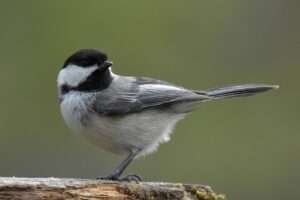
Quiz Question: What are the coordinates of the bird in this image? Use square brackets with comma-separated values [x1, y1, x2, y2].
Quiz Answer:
[57, 49, 278, 181]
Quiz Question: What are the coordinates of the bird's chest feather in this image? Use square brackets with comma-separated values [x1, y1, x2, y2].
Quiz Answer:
[59, 92, 186, 156]
[60, 93, 94, 134]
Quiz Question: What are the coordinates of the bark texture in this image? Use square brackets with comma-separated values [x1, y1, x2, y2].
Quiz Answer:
[0, 177, 226, 200]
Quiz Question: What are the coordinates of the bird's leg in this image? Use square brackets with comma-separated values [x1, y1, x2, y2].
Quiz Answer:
[97, 149, 141, 182]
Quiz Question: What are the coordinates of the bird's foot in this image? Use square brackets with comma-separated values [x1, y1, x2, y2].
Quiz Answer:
[120, 174, 142, 182]
[96, 174, 142, 182]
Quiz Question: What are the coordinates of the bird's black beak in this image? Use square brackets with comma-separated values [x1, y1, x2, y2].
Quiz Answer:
[103, 60, 113, 69]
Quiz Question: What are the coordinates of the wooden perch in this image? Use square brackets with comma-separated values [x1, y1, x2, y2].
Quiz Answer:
[0, 177, 225, 200]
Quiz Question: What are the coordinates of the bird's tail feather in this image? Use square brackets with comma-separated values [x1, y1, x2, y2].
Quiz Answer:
[196, 84, 279, 100]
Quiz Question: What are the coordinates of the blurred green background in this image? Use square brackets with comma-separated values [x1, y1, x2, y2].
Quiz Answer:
[0, 0, 299, 199]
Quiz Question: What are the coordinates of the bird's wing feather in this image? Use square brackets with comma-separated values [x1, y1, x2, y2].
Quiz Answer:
[94, 76, 210, 115]
[137, 84, 206, 108]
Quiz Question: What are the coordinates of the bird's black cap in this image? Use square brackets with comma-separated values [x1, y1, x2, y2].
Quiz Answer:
[63, 49, 109, 68]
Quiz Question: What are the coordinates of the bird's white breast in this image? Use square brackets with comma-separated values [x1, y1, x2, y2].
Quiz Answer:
[60, 92, 94, 134]
[60, 92, 186, 157]
[89, 110, 186, 157]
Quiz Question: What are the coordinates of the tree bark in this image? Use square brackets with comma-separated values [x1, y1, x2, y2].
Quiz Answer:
[0, 177, 225, 200]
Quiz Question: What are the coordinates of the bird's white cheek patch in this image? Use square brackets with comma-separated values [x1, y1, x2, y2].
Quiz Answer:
[57, 64, 98, 87]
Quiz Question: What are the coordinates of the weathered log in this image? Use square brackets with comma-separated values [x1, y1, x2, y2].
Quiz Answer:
[0, 177, 225, 200]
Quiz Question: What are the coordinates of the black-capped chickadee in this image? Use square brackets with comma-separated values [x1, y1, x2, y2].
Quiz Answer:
[57, 49, 278, 181]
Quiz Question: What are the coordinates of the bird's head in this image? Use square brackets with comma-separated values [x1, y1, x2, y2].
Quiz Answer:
[57, 49, 113, 94]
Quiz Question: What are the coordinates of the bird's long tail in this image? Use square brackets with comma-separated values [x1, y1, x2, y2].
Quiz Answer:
[196, 84, 279, 100]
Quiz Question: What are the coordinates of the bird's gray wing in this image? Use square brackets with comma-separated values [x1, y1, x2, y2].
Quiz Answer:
[94, 89, 140, 115]
[94, 76, 210, 115]
[137, 83, 208, 109]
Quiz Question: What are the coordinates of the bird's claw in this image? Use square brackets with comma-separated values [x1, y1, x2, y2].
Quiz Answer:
[96, 174, 118, 181]
[120, 174, 142, 182]
[96, 174, 142, 182]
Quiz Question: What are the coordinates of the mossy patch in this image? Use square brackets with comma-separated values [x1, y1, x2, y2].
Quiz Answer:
[190, 186, 226, 200]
